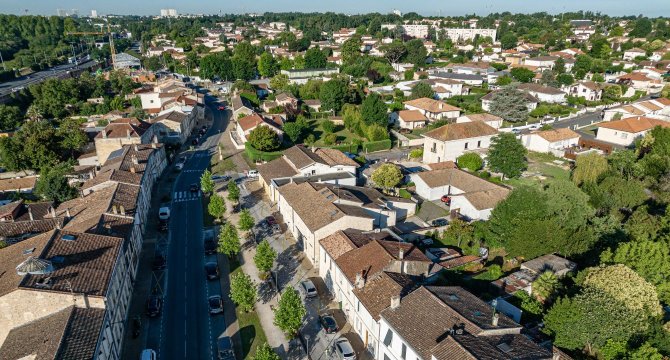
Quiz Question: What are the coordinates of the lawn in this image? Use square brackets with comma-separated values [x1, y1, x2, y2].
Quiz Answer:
[307, 118, 365, 147]
[211, 157, 237, 175]
[229, 257, 268, 360]
[504, 152, 570, 188]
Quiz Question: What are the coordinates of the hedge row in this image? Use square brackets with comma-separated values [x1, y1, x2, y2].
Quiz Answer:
[362, 139, 392, 153]
[244, 143, 283, 162]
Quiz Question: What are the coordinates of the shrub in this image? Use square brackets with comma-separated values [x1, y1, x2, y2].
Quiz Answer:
[323, 133, 337, 145]
[457, 153, 484, 171]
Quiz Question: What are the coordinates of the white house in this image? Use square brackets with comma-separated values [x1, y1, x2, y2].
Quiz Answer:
[623, 48, 646, 61]
[396, 110, 428, 129]
[521, 128, 580, 155]
[403, 98, 461, 121]
[257, 146, 360, 203]
[410, 168, 510, 220]
[567, 81, 603, 101]
[233, 113, 284, 148]
[602, 98, 670, 121]
[523, 55, 559, 69]
[517, 83, 567, 104]
[147, 108, 196, 144]
[276, 182, 415, 266]
[422, 122, 498, 164]
[456, 113, 503, 129]
[596, 116, 670, 146]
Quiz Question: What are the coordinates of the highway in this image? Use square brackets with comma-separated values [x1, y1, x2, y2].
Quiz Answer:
[148, 98, 231, 360]
[0, 59, 98, 97]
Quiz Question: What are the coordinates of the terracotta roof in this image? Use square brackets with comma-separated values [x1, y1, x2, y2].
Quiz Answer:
[432, 332, 552, 360]
[404, 98, 461, 113]
[313, 148, 359, 167]
[0, 218, 64, 240]
[276, 182, 347, 232]
[238, 113, 266, 131]
[533, 128, 580, 142]
[517, 83, 565, 95]
[0, 176, 37, 192]
[598, 116, 670, 133]
[95, 118, 152, 139]
[439, 255, 481, 269]
[0, 230, 54, 297]
[460, 187, 511, 210]
[654, 97, 670, 106]
[256, 157, 299, 182]
[398, 110, 429, 123]
[352, 271, 419, 320]
[462, 113, 503, 123]
[335, 240, 429, 284]
[426, 161, 457, 170]
[423, 122, 498, 142]
[319, 231, 358, 260]
[0, 306, 105, 360]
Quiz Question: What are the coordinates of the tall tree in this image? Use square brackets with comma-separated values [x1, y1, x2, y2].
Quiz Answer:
[227, 180, 241, 204]
[238, 209, 255, 232]
[319, 77, 348, 113]
[488, 87, 529, 123]
[629, 18, 653, 38]
[35, 163, 78, 204]
[208, 194, 226, 221]
[254, 239, 278, 274]
[252, 343, 281, 360]
[381, 41, 406, 64]
[371, 164, 403, 191]
[56, 118, 87, 157]
[273, 287, 306, 337]
[410, 82, 435, 99]
[0, 105, 22, 131]
[232, 41, 257, 80]
[200, 169, 215, 195]
[341, 36, 362, 64]
[218, 223, 241, 257]
[360, 93, 388, 127]
[404, 39, 427, 67]
[500, 33, 518, 50]
[258, 52, 279, 78]
[487, 133, 527, 179]
[248, 126, 280, 151]
[304, 47, 327, 68]
[572, 152, 608, 185]
[510, 67, 535, 83]
[230, 272, 257, 312]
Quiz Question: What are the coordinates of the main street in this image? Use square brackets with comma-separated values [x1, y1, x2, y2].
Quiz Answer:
[146, 96, 232, 360]
[0, 59, 97, 97]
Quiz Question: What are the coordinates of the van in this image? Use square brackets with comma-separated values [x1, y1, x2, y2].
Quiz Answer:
[217, 336, 236, 360]
[140, 349, 156, 360]
[247, 170, 259, 178]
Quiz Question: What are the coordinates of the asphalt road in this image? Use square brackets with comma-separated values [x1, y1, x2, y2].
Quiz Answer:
[149, 98, 231, 360]
[0, 59, 97, 97]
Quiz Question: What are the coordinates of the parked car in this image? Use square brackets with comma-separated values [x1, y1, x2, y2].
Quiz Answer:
[158, 220, 168, 232]
[217, 336, 236, 360]
[335, 338, 356, 360]
[205, 262, 220, 280]
[140, 349, 157, 360]
[208, 295, 224, 315]
[301, 279, 318, 299]
[246, 169, 259, 178]
[146, 295, 162, 317]
[205, 239, 217, 255]
[158, 207, 171, 220]
[510, 128, 521, 134]
[440, 195, 451, 206]
[528, 124, 540, 130]
[217, 105, 226, 110]
[212, 175, 231, 183]
[152, 253, 167, 270]
[431, 218, 448, 227]
[190, 183, 200, 193]
[319, 314, 339, 334]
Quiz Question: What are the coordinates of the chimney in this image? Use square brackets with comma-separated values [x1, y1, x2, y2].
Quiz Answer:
[151, 142, 157, 149]
[134, 144, 139, 152]
[56, 221, 62, 230]
[130, 166, 136, 174]
[439, 103, 444, 109]
[119, 205, 126, 216]
[355, 271, 366, 289]
[492, 313, 499, 327]
[391, 295, 401, 309]
[112, 205, 118, 214]
[27, 206, 34, 221]
[102, 130, 107, 139]
[126, 129, 131, 139]
[65, 208, 71, 218]
[89, 170, 95, 179]
[50, 206, 56, 218]
[399, 248, 404, 260]
[132, 154, 139, 165]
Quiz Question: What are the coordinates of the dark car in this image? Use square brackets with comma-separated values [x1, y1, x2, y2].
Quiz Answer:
[440, 195, 451, 206]
[190, 183, 200, 193]
[217, 336, 236, 360]
[208, 295, 224, 315]
[158, 220, 168, 232]
[152, 253, 167, 270]
[205, 262, 220, 280]
[319, 314, 338, 334]
[265, 216, 277, 226]
[202, 125, 207, 131]
[192, 139, 198, 145]
[431, 218, 448, 227]
[205, 239, 217, 255]
[146, 295, 162, 317]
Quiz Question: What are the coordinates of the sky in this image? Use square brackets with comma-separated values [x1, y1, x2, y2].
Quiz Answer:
[0, 0, 669, 17]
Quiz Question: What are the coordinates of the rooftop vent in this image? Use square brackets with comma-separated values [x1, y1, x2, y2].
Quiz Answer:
[16, 257, 54, 276]
[62, 234, 77, 241]
[23, 248, 36, 255]
[449, 294, 460, 301]
[496, 342, 512, 353]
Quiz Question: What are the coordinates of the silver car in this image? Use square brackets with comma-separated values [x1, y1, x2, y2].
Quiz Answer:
[301, 280, 318, 299]
[335, 338, 356, 360]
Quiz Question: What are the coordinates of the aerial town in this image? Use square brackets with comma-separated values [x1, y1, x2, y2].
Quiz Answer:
[0, 3, 669, 360]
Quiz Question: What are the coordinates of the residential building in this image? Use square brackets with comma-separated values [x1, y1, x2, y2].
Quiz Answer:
[456, 113, 503, 129]
[378, 286, 553, 360]
[403, 98, 461, 121]
[602, 98, 670, 121]
[232, 113, 284, 149]
[280, 68, 339, 84]
[440, 28, 497, 43]
[521, 128, 581, 155]
[231, 95, 255, 119]
[567, 81, 603, 101]
[596, 116, 670, 146]
[422, 122, 498, 164]
[381, 24, 429, 38]
[94, 118, 155, 165]
[517, 83, 567, 104]
[617, 72, 664, 93]
[524, 56, 559, 69]
[0, 200, 65, 245]
[493, 254, 576, 296]
[623, 48, 646, 61]
[146, 108, 196, 144]
[136, 79, 203, 116]
[444, 62, 495, 75]
[276, 182, 415, 265]
[0, 176, 38, 195]
[396, 110, 429, 129]
[257, 145, 359, 203]
[481, 90, 539, 112]
[410, 168, 510, 220]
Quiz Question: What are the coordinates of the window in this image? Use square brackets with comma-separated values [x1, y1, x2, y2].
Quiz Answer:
[401, 344, 407, 360]
[431, 143, 436, 153]
[383, 329, 393, 346]
[477, 140, 481, 148]
[464, 142, 469, 150]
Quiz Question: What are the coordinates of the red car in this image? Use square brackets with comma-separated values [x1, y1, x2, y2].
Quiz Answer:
[217, 105, 226, 110]
[440, 195, 451, 205]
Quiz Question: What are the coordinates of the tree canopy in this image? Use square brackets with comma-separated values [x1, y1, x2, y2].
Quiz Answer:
[487, 133, 527, 179]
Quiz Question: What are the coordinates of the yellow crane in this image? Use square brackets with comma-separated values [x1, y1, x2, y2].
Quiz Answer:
[66, 22, 117, 69]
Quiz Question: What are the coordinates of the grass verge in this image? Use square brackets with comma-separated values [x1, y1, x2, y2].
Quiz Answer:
[228, 257, 268, 359]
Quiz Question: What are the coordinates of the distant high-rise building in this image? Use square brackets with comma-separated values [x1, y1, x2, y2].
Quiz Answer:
[91, 9, 98, 18]
[56, 8, 67, 16]
[393, 9, 402, 17]
[160, 8, 177, 17]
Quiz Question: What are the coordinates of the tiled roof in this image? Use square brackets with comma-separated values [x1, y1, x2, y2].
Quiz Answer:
[415, 168, 509, 210]
[533, 128, 580, 142]
[319, 230, 358, 260]
[0, 218, 65, 239]
[517, 83, 565, 95]
[238, 113, 266, 131]
[404, 98, 461, 113]
[152, 110, 188, 123]
[95, 118, 151, 139]
[423, 122, 498, 142]
[313, 148, 359, 167]
[276, 182, 347, 232]
[398, 110, 429, 122]
[0, 230, 54, 297]
[462, 113, 503, 124]
[0, 176, 37, 192]
[283, 145, 318, 169]
[256, 157, 299, 182]
[335, 240, 429, 284]
[0, 306, 105, 360]
[352, 271, 419, 321]
[20, 230, 123, 297]
[598, 116, 670, 133]
[481, 90, 539, 103]
[460, 188, 510, 210]
[432, 332, 552, 360]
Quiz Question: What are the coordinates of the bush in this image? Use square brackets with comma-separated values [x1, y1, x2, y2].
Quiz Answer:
[321, 119, 335, 134]
[398, 189, 412, 199]
[362, 139, 392, 152]
[323, 133, 337, 145]
[409, 148, 423, 159]
[244, 143, 283, 162]
[457, 153, 484, 171]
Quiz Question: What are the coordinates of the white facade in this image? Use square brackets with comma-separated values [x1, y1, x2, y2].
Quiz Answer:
[378, 318, 421, 360]
[422, 135, 493, 163]
[521, 133, 580, 153]
[381, 24, 429, 38]
[441, 28, 497, 42]
[596, 126, 641, 146]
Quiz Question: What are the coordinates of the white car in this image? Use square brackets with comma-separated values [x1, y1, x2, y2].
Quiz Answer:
[175, 162, 184, 171]
[246, 170, 259, 178]
[335, 338, 356, 360]
[301, 280, 318, 298]
[159, 207, 170, 220]
[140, 349, 157, 360]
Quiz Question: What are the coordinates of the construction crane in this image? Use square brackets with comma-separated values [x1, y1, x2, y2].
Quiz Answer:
[66, 22, 117, 69]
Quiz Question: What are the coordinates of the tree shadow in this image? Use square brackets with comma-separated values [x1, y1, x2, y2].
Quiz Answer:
[236, 324, 256, 359]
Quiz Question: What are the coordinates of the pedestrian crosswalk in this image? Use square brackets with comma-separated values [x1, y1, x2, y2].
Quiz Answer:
[173, 191, 201, 203]
[183, 169, 203, 173]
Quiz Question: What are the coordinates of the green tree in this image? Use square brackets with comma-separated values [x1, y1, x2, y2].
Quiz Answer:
[544, 180, 595, 231]
[532, 271, 560, 301]
[232, 41, 257, 80]
[629, 343, 663, 360]
[456, 153, 483, 171]
[321, 119, 335, 134]
[319, 77, 348, 113]
[0, 120, 61, 171]
[598, 176, 647, 211]
[510, 67, 535, 83]
[238, 209, 255, 231]
[57, 118, 87, 157]
[218, 223, 241, 257]
[35, 163, 78, 204]
[252, 343, 281, 360]
[304, 47, 327, 68]
[273, 287, 306, 337]
[629, 18, 653, 38]
[404, 39, 427, 67]
[0, 105, 22, 131]
[208, 194, 227, 221]
[381, 41, 406, 64]
[488, 87, 529, 123]
[341, 36, 362, 64]
[258, 52, 279, 78]
[283, 120, 307, 144]
[500, 33, 518, 50]
[230, 272, 257, 312]
[365, 124, 388, 141]
[248, 126, 280, 152]
[487, 133, 527, 179]
[572, 152, 608, 185]
[227, 180, 240, 203]
[200, 169, 215, 195]
[360, 93, 388, 127]
[410, 82, 435, 100]
[371, 163, 402, 191]
[254, 239, 278, 274]
[270, 74, 289, 91]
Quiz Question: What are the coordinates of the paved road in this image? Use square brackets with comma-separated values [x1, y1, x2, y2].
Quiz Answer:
[148, 99, 231, 360]
[0, 59, 97, 97]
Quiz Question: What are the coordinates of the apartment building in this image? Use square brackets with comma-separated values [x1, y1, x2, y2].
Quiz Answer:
[422, 122, 498, 163]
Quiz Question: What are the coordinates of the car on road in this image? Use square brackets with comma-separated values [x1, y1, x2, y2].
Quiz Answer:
[146, 295, 162, 317]
[205, 239, 218, 255]
[158, 207, 170, 220]
[217, 336, 236, 360]
[510, 128, 521, 134]
[440, 195, 451, 206]
[431, 218, 448, 227]
[334, 338, 356, 360]
[528, 124, 540, 130]
[175, 159, 185, 170]
[301, 279, 318, 299]
[208, 295, 224, 315]
[217, 105, 226, 111]
[140, 349, 157, 360]
[319, 314, 339, 334]
[205, 262, 220, 280]
[190, 183, 200, 193]
[152, 253, 167, 270]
